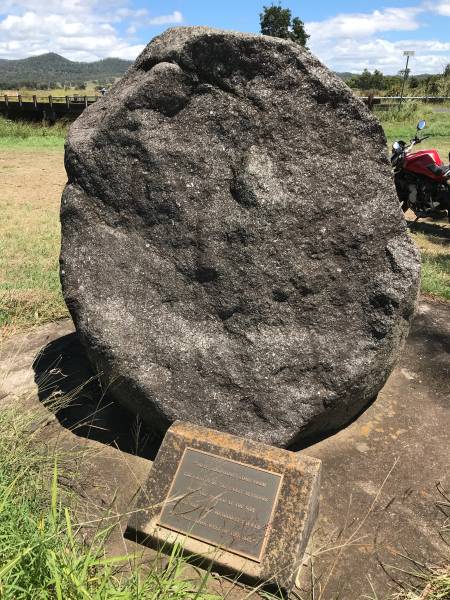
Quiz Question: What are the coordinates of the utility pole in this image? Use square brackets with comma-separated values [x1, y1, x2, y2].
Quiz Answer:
[399, 50, 415, 108]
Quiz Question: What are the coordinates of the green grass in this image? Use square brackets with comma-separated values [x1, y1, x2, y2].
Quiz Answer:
[377, 101, 450, 160]
[0, 122, 68, 334]
[390, 570, 450, 599]
[0, 163, 68, 333]
[421, 253, 450, 301]
[410, 230, 450, 301]
[0, 403, 222, 599]
[0, 116, 67, 149]
[0, 137, 65, 149]
[0, 203, 67, 329]
[376, 103, 450, 301]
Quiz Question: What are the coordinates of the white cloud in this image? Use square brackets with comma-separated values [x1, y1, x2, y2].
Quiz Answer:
[0, 11, 113, 37]
[307, 7, 422, 42]
[0, 1, 183, 61]
[0, 0, 111, 17]
[432, 1, 450, 15]
[308, 34, 450, 74]
[147, 10, 183, 26]
[115, 8, 148, 19]
[306, 4, 450, 74]
[123, 9, 183, 34]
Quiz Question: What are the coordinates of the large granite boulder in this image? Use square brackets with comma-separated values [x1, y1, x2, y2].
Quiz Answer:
[60, 27, 420, 448]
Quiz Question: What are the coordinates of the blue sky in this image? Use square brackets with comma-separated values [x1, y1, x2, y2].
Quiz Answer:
[1, 0, 450, 73]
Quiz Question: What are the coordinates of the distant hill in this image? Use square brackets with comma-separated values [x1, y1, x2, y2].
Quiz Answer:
[0, 52, 133, 88]
[334, 72, 356, 81]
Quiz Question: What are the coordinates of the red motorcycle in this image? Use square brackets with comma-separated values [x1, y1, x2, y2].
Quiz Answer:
[391, 119, 450, 221]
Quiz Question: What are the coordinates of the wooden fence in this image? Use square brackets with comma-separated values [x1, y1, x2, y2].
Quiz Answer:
[1, 93, 449, 120]
[0, 94, 99, 120]
[360, 95, 450, 110]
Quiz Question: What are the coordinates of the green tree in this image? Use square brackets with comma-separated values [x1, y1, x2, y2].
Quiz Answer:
[444, 63, 450, 77]
[260, 4, 309, 47]
[425, 75, 440, 96]
[398, 68, 411, 78]
[371, 69, 385, 90]
[358, 69, 374, 90]
[347, 69, 385, 91]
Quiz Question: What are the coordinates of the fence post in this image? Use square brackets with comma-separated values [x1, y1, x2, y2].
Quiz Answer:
[4, 94, 8, 108]
[84, 95, 88, 108]
[33, 94, 37, 109]
[48, 95, 53, 108]
[18, 94, 22, 107]
[66, 96, 70, 109]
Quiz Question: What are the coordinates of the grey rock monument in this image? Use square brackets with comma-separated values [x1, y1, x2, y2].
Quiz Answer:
[60, 27, 420, 448]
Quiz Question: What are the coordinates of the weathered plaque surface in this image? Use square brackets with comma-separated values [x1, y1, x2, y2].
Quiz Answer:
[158, 448, 282, 561]
[126, 421, 321, 594]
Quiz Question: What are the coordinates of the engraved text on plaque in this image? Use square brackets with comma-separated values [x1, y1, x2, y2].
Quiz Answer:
[158, 447, 283, 561]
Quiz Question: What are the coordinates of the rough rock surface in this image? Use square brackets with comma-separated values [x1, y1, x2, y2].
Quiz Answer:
[60, 26, 420, 448]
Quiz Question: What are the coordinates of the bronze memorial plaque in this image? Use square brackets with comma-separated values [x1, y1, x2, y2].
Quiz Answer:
[158, 447, 283, 561]
[126, 422, 322, 594]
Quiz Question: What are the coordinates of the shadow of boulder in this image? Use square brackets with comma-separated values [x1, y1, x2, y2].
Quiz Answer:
[32, 332, 161, 460]
[32, 329, 379, 455]
[406, 218, 450, 241]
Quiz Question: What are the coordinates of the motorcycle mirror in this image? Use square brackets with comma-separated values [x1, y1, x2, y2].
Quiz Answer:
[392, 141, 402, 153]
[417, 119, 426, 130]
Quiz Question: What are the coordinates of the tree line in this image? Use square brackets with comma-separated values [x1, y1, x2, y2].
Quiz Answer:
[347, 67, 450, 96]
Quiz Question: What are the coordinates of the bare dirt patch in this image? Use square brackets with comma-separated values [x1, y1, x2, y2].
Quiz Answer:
[0, 149, 65, 204]
[0, 150, 68, 335]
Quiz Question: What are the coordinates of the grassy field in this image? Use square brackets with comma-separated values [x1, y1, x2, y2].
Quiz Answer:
[1, 84, 100, 97]
[411, 228, 450, 300]
[377, 103, 450, 301]
[0, 146, 68, 333]
[377, 102, 450, 160]
[0, 117, 66, 149]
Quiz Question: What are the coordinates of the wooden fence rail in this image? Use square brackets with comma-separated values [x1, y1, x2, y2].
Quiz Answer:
[359, 95, 450, 110]
[360, 96, 450, 100]
[0, 94, 99, 120]
[1, 93, 449, 120]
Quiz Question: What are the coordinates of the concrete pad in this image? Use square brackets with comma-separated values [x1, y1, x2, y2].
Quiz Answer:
[0, 299, 449, 599]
